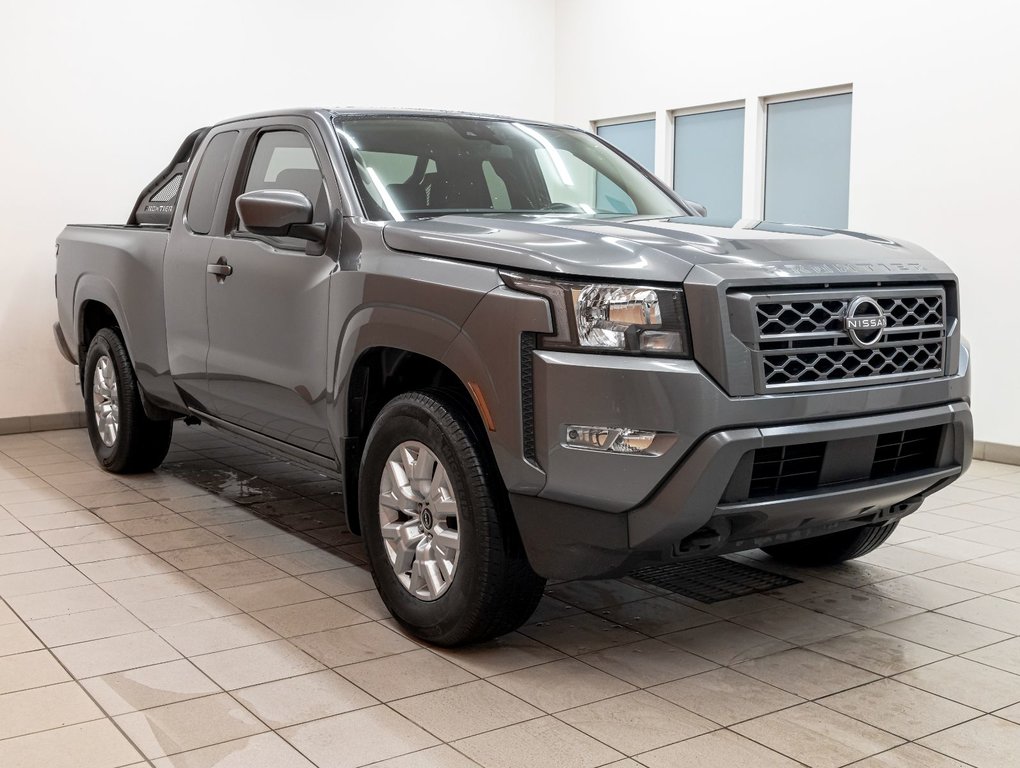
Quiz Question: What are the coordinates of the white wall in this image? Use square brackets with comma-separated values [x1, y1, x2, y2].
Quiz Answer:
[555, 0, 1020, 446]
[0, 0, 555, 421]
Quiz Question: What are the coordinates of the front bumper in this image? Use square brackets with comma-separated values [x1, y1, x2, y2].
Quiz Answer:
[512, 401, 970, 579]
[510, 346, 972, 580]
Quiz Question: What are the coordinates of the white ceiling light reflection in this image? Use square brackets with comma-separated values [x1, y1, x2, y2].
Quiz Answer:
[513, 122, 574, 187]
[364, 166, 404, 221]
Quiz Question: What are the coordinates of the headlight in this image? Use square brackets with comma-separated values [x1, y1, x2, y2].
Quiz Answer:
[502, 272, 691, 357]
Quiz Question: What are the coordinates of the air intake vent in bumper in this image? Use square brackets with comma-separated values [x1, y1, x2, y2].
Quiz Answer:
[737, 424, 947, 501]
[871, 426, 943, 479]
[749, 442, 826, 498]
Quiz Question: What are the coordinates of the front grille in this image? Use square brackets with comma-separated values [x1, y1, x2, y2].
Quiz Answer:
[738, 286, 948, 392]
[762, 342, 944, 387]
[756, 295, 944, 336]
[872, 426, 943, 479]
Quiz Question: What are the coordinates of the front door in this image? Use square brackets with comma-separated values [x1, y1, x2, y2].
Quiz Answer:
[204, 125, 336, 458]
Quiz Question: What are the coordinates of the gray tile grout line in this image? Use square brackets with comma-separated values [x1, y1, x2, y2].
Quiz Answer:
[0, 439, 349, 764]
[12, 569, 998, 767]
[6, 606, 390, 763]
[0, 434, 352, 765]
[0, 594, 159, 767]
[499, 558, 1020, 762]
[847, 742, 979, 768]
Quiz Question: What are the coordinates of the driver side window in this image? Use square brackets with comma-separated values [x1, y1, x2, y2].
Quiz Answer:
[238, 130, 327, 249]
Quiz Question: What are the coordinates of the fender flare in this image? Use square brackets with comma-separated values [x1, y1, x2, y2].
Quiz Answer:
[72, 275, 172, 419]
[331, 303, 469, 436]
[331, 303, 480, 533]
[73, 274, 133, 360]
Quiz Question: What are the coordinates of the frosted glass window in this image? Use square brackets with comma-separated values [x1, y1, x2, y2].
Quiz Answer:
[596, 120, 654, 212]
[765, 93, 852, 228]
[673, 108, 744, 219]
[597, 120, 655, 171]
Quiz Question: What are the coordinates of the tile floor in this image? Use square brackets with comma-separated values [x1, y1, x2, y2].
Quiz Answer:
[1, 426, 1019, 767]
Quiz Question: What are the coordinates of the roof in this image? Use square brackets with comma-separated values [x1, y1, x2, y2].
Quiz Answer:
[213, 107, 571, 130]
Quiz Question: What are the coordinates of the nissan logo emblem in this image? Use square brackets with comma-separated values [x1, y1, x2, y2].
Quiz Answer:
[844, 296, 887, 348]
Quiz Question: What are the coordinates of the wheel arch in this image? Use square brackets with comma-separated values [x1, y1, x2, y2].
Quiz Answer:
[75, 286, 174, 421]
[341, 345, 493, 534]
[78, 299, 121, 362]
[73, 276, 131, 364]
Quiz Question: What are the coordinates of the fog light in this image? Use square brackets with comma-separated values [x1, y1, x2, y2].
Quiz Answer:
[564, 425, 659, 455]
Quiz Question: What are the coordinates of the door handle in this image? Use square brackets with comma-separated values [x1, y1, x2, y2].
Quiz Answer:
[207, 260, 233, 282]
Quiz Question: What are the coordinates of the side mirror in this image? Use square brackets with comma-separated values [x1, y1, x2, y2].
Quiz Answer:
[236, 189, 325, 242]
[682, 199, 708, 217]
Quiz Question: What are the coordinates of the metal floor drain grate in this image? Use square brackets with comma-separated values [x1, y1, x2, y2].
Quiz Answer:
[631, 557, 800, 603]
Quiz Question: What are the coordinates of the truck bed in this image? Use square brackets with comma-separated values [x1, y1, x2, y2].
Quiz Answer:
[55, 224, 179, 409]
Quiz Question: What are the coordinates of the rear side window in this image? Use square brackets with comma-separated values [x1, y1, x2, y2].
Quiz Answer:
[186, 131, 237, 235]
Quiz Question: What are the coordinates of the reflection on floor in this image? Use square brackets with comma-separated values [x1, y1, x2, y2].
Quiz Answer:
[1, 424, 1020, 767]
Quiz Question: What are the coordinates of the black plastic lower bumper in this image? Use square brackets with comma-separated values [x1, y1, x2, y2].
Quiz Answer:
[511, 401, 971, 580]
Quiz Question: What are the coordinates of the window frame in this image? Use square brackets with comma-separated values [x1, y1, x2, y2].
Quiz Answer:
[181, 129, 240, 237]
[591, 114, 657, 174]
[668, 99, 747, 218]
[226, 124, 335, 252]
[590, 114, 674, 214]
[758, 84, 853, 222]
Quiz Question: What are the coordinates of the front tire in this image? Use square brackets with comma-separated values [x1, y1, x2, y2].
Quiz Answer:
[359, 391, 545, 646]
[761, 520, 900, 567]
[84, 328, 173, 474]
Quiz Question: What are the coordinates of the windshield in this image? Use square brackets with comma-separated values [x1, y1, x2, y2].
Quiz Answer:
[334, 115, 687, 221]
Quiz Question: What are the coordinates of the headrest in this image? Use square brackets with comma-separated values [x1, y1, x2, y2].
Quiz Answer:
[274, 169, 323, 201]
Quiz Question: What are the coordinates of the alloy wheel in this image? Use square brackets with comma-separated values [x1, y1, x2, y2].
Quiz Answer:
[378, 440, 461, 600]
[92, 354, 120, 447]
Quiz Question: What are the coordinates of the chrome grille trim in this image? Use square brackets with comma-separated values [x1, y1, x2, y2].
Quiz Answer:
[730, 285, 948, 393]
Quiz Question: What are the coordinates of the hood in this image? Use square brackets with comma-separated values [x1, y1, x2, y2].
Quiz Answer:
[383, 214, 951, 283]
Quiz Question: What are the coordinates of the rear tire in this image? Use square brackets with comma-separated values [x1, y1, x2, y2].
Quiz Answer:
[761, 520, 900, 567]
[359, 390, 545, 646]
[84, 328, 173, 474]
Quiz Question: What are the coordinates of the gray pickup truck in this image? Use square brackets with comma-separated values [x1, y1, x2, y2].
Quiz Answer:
[55, 109, 972, 645]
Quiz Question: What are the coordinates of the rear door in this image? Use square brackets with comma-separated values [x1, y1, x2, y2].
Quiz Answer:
[203, 120, 338, 458]
[165, 128, 241, 410]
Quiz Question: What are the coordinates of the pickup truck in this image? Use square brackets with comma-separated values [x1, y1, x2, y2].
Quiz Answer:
[54, 108, 972, 645]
